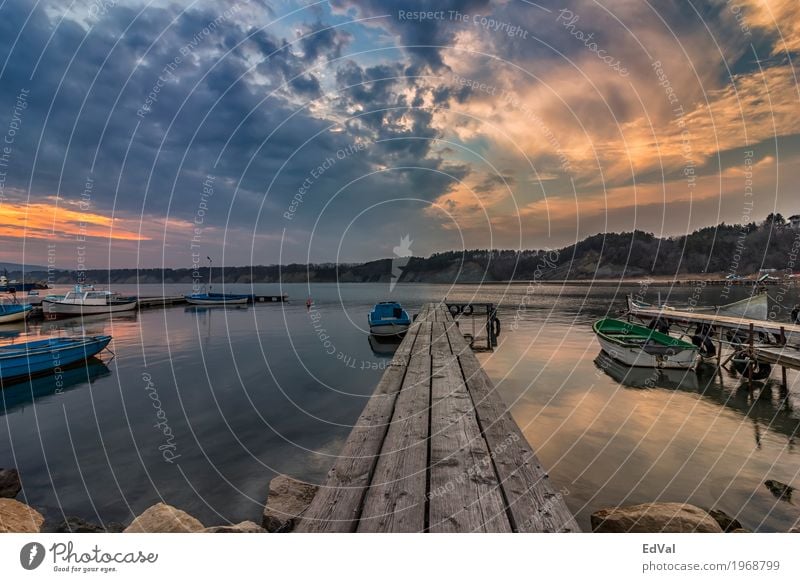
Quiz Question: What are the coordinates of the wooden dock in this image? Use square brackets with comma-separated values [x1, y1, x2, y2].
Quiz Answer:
[296, 302, 578, 533]
[629, 303, 800, 347]
[138, 295, 187, 308]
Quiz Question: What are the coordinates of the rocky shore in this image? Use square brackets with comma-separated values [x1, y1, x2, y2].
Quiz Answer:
[2, 466, 798, 533]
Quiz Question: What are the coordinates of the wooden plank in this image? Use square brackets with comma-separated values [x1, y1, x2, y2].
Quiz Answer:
[632, 305, 800, 345]
[413, 322, 432, 355]
[458, 354, 579, 532]
[429, 354, 511, 532]
[296, 323, 421, 532]
[357, 354, 432, 532]
[430, 322, 451, 356]
[754, 346, 800, 369]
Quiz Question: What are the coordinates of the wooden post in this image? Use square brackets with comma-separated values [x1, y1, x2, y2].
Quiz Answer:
[782, 366, 788, 390]
[748, 322, 754, 387]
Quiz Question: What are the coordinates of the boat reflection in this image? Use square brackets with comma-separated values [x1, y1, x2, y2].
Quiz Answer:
[0, 357, 111, 413]
[594, 350, 800, 445]
[368, 334, 402, 356]
[39, 311, 138, 336]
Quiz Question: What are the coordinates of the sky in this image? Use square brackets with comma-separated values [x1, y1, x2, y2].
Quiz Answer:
[0, 0, 797, 269]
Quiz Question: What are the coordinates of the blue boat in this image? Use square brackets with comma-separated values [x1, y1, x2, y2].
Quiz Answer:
[184, 292, 250, 306]
[0, 303, 33, 324]
[368, 302, 411, 336]
[0, 335, 112, 384]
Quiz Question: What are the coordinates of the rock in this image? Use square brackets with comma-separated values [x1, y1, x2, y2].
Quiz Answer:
[764, 479, 794, 502]
[706, 508, 743, 532]
[730, 528, 751, 533]
[42, 516, 125, 533]
[0, 468, 21, 499]
[124, 503, 204, 533]
[262, 474, 319, 533]
[201, 521, 266, 533]
[591, 502, 723, 533]
[0, 498, 45, 533]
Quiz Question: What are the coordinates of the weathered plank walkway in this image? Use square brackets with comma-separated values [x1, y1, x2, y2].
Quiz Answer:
[297, 303, 578, 533]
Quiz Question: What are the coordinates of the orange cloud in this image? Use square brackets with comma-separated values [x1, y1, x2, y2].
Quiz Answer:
[0, 200, 148, 241]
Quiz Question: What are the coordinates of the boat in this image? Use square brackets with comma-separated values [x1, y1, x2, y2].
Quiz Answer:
[184, 256, 250, 306]
[184, 292, 250, 305]
[0, 335, 112, 383]
[628, 292, 769, 320]
[41, 285, 138, 318]
[0, 303, 33, 324]
[368, 302, 411, 336]
[0, 273, 46, 293]
[592, 318, 699, 369]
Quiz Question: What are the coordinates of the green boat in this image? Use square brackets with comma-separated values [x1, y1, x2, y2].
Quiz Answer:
[592, 318, 699, 369]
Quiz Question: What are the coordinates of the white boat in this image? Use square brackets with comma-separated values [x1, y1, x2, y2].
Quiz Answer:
[184, 292, 249, 306]
[41, 285, 137, 318]
[630, 292, 769, 320]
[593, 318, 699, 369]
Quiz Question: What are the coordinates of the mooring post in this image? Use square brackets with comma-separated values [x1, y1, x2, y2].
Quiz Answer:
[748, 322, 754, 387]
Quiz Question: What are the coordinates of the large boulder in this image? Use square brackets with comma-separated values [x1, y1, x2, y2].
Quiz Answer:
[201, 521, 266, 533]
[0, 468, 21, 499]
[706, 508, 744, 532]
[262, 474, 319, 533]
[124, 503, 204, 533]
[591, 502, 723, 533]
[0, 498, 44, 533]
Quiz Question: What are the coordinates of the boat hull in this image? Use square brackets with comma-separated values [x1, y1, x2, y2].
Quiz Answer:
[596, 335, 697, 369]
[0, 305, 32, 324]
[41, 298, 137, 317]
[185, 295, 249, 305]
[0, 335, 112, 382]
[369, 322, 409, 336]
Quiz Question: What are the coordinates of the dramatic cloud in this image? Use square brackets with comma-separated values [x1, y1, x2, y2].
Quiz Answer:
[0, 0, 797, 267]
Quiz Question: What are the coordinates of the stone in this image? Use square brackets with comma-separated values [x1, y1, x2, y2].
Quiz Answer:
[43, 516, 125, 533]
[591, 502, 723, 533]
[706, 508, 744, 532]
[262, 474, 319, 533]
[124, 503, 204, 533]
[764, 479, 793, 502]
[201, 521, 266, 533]
[730, 528, 751, 533]
[0, 468, 21, 499]
[0, 498, 44, 533]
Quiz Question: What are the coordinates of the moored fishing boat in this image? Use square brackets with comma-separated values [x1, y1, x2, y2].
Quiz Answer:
[184, 292, 250, 305]
[368, 302, 411, 336]
[41, 286, 137, 318]
[628, 291, 770, 320]
[593, 317, 699, 369]
[0, 303, 32, 324]
[0, 335, 112, 383]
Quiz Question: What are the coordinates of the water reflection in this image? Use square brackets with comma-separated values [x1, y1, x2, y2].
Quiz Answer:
[1, 357, 111, 413]
[367, 334, 402, 356]
[594, 350, 799, 448]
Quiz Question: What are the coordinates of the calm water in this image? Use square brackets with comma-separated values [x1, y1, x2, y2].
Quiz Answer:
[1, 282, 799, 531]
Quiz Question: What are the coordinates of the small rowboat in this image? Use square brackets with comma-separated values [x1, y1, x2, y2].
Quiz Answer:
[368, 302, 411, 336]
[184, 293, 249, 306]
[0, 304, 32, 324]
[0, 335, 112, 383]
[593, 318, 698, 369]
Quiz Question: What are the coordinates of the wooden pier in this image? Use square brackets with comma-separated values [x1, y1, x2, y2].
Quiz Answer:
[138, 295, 187, 308]
[297, 302, 578, 533]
